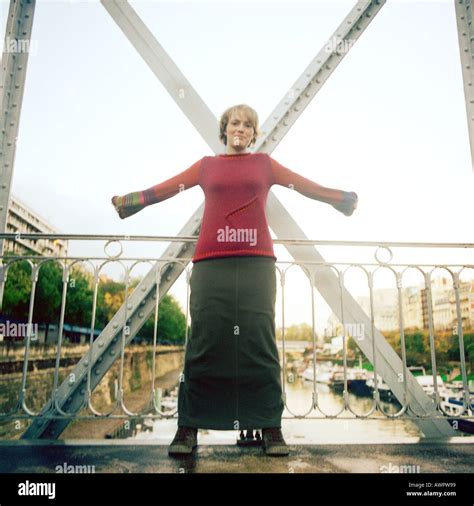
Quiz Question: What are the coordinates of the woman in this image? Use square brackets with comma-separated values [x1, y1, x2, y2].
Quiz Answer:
[111, 104, 358, 457]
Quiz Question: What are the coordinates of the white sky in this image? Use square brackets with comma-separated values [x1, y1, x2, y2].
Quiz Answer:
[1, 0, 473, 328]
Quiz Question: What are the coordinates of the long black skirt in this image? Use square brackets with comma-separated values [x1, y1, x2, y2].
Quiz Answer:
[177, 255, 284, 430]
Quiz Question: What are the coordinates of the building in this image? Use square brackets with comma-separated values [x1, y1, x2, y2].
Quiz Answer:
[357, 288, 400, 332]
[429, 277, 452, 330]
[3, 195, 68, 257]
[448, 280, 474, 332]
[432, 293, 452, 330]
[350, 278, 474, 333]
[403, 286, 424, 329]
[420, 277, 474, 332]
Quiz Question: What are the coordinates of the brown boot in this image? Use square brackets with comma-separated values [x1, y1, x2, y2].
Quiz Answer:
[262, 427, 289, 456]
[168, 426, 198, 456]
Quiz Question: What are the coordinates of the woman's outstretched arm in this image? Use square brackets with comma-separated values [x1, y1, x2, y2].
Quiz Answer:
[269, 156, 358, 216]
[111, 158, 202, 219]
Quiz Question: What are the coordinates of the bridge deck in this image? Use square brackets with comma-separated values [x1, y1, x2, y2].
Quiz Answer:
[0, 438, 472, 473]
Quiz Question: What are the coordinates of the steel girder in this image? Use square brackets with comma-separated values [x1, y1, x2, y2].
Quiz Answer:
[22, 0, 455, 438]
[455, 0, 474, 171]
[0, 0, 36, 307]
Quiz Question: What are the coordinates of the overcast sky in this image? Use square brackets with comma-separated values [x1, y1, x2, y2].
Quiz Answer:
[1, 0, 473, 328]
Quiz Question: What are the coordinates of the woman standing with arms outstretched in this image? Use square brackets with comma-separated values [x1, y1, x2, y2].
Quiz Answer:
[111, 104, 358, 457]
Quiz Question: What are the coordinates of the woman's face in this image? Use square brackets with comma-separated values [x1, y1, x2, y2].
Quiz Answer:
[226, 111, 255, 151]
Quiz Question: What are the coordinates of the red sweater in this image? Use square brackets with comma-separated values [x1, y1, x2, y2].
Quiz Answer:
[112, 153, 357, 263]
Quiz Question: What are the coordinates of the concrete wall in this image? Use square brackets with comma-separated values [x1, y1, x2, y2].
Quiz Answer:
[0, 346, 184, 439]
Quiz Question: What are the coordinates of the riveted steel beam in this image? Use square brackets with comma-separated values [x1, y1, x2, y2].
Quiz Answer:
[101, 0, 221, 153]
[455, 0, 474, 171]
[255, 0, 383, 152]
[0, 0, 36, 305]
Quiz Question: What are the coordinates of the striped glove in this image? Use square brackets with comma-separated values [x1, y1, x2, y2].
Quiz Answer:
[111, 192, 145, 219]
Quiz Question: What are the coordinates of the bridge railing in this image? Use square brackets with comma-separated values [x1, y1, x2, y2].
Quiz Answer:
[0, 233, 472, 431]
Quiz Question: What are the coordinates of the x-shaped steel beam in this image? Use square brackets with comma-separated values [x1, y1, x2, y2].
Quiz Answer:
[23, 0, 455, 438]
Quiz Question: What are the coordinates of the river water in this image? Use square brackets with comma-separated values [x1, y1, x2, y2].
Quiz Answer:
[132, 376, 423, 444]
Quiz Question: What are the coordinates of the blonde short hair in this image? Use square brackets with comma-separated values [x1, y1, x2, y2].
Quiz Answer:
[219, 104, 260, 147]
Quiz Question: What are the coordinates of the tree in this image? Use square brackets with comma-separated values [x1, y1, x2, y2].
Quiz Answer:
[94, 274, 187, 344]
[2, 256, 32, 319]
[406, 332, 425, 354]
[65, 267, 93, 327]
[2, 259, 187, 345]
[3, 257, 94, 341]
[95, 275, 130, 327]
[276, 323, 314, 341]
[140, 294, 187, 344]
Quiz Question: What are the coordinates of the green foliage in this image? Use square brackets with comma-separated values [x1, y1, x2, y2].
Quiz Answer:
[2, 256, 186, 344]
[448, 332, 474, 362]
[406, 332, 425, 354]
[33, 261, 62, 323]
[140, 295, 187, 344]
[452, 373, 474, 381]
[341, 328, 473, 373]
[3, 256, 93, 327]
[2, 258, 31, 318]
[65, 269, 93, 327]
[276, 323, 314, 341]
